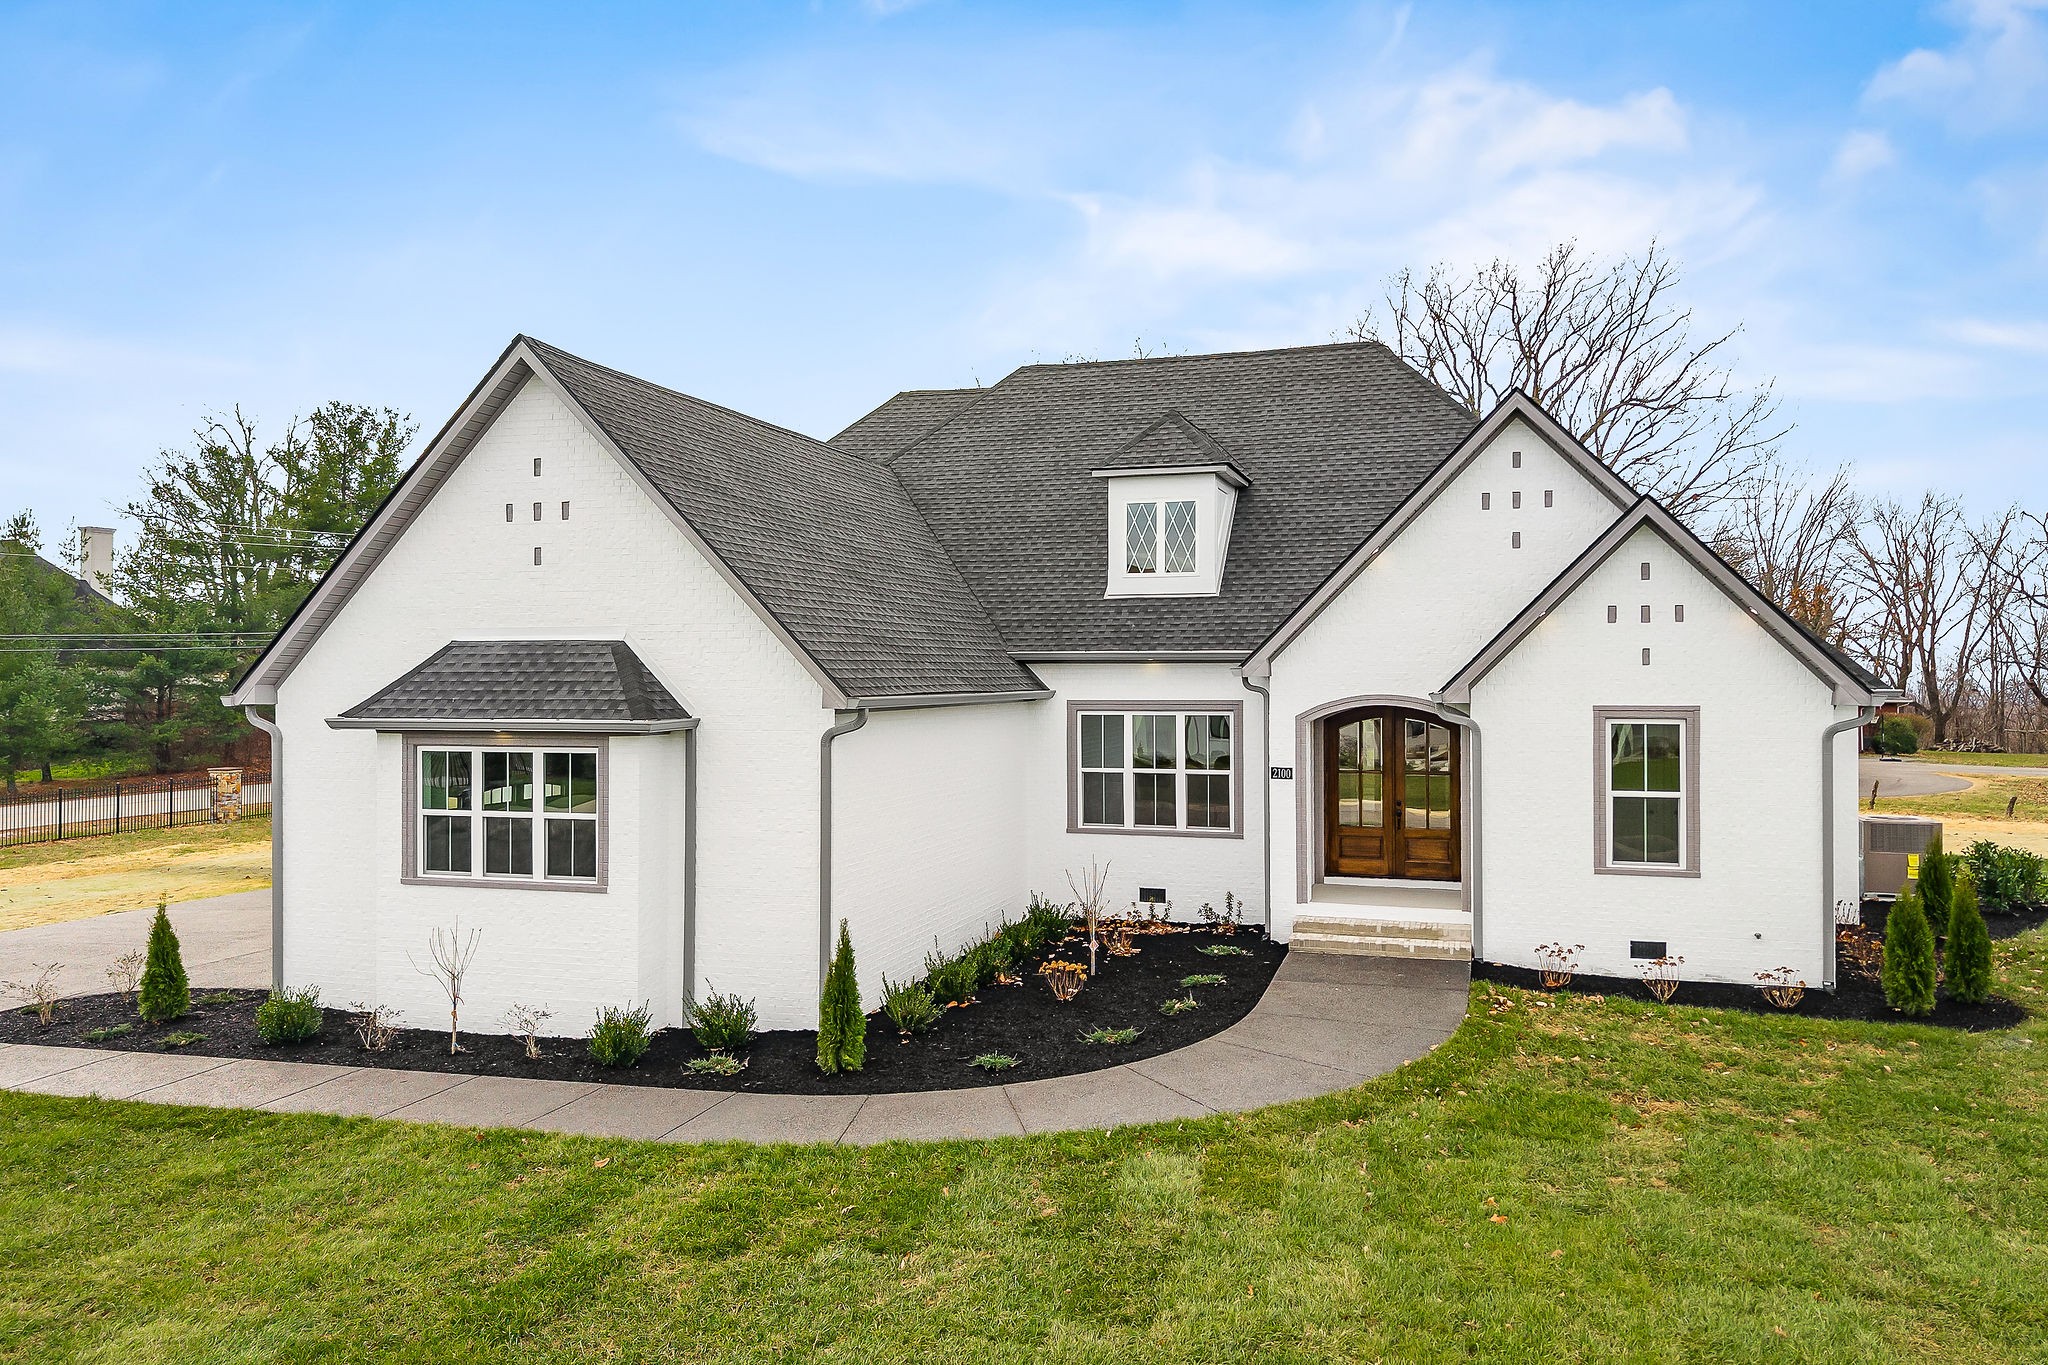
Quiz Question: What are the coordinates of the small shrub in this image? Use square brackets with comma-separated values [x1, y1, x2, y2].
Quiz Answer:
[924, 950, 979, 1007]
[1533, 942, 1584, 990]
[1873, 715, 1920, 755]
[1637, 955, 1684, 1004]
[1962, 839, 2047, 909]
[971, 1052, 1019, 1072]
[1080, 1025, 1139, 1045]
[1198, 892, 1244, 934]
[3, 963, 63, 1027]
[816, 919, 866, 1075]
[348, 1002, 401, 1052]
[880, 976, 939, 1034]
[1159, 994, 1200, 1016]
[1180, 973, 1227, 987]
[686, 1052, 746, 1077]
[81, 1023, 133, 1043]
[1199, 944, 1252, 958]
[104, 950, 146, 1002]
[503, 1002, 553, 1059]
[1039, 959, 1087, 1001]
[588, 1002, 654, 1068]
[1754, 967, 1806, 1010]
[1919, 831, 1955, 937]
[1945, 873, 1993, 1006]
[1881, 884, 1937, 1017]
[686, 987, 758, 1051]
[254, 986, 323, 1045]
[159, 1030, 206, 1049]
[1101, 917, 1138, 957]
[1022, 893, 1076, 946]
[137, 897, 190, 1024]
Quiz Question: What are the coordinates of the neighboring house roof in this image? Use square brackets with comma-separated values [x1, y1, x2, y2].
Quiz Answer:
[827, 387, 984, 463]
[1437, 498, 1895, 707]
[330, 640, 694, 732]
[862, 342, 1479, 656]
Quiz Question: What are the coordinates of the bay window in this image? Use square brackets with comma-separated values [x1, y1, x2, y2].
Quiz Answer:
[412, 741, 603, 886]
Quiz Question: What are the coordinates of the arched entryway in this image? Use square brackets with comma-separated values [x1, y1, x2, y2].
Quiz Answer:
[1322, 705, 1460, 881]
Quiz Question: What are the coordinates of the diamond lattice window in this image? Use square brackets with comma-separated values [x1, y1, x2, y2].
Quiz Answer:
[1125, 501, 1158, 573]
[1163, 500, 1197, 573]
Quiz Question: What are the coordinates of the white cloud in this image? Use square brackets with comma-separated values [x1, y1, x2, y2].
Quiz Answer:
[1866, 0, 2048, 131]
[1937, 317, 2048, 352]
[1828, 129, 1895, 182]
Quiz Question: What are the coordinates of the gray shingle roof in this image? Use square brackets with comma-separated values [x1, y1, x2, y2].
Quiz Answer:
[863, 342, 1479, 653]
[523, 340, 1043, 700]
[827, 387, 984, 463]
[339, 640, 691, 725]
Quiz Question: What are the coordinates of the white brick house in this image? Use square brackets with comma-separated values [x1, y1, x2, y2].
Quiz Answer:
[227, 337, 1895, 1032]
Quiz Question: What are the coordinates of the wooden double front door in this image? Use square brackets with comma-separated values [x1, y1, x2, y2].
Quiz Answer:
[1323, 706, 1460, 881]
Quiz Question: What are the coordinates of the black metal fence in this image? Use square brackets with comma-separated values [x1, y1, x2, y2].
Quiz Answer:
[0, 775, 272, 848]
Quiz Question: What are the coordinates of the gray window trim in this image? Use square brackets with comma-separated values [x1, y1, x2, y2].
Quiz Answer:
[402, 732, 610, 893]
[1593, 706, 1701, 878]
[1065, 699, 1244, 839]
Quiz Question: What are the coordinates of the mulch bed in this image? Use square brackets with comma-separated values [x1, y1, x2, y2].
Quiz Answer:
[2, 927, 1285, 1095]
[1475, 899, 2036, 1032]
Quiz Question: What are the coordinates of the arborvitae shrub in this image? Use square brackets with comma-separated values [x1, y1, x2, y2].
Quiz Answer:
[816, 919, 866, 1074]
[136, 897, 190, 1024]
[1945, 874, 1993, 1006]
[1881, 883, 1937, 1018]
[1919, 831, 1954, 941]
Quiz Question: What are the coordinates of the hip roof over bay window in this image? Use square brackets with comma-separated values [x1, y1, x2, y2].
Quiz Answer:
[327, 639, 696, 733]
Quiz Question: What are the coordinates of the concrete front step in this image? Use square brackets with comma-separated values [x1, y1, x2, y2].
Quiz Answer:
[1292, 916, 1473, 961]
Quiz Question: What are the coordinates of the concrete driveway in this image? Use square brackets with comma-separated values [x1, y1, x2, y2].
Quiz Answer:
[0, 890, 269, 996]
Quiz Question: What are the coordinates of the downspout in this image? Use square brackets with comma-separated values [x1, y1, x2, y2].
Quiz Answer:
[1240, 676, 1273, 931]
[682, 726, 698, 1008]
[819, 708, 869, 991]
[241, 705, 283, 993]
[1821, 706, 1876, 991]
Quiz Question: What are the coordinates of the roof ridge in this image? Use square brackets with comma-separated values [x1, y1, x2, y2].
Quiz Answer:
[1010, 337, 1395, 375]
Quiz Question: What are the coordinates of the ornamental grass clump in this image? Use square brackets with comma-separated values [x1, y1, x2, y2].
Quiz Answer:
[254, 986, 323, 1045]
[971, 1052, 1019, 1072]
[1159, 994, 1200, 1016]
[1080, 1025, 1139, 1045]
[686, 987, 757, 1051]
[1945, 873, 1993, 1006]
[1881, 883, 1937, 1017]
[686, 1052, 746, 1077]
[816, 919, 866, 1075]
[137, 897, 190, 1024]
[1180, 973, 1227, 988]
[880, 976, 939, 1035]
[589, 1003, 654, 1068]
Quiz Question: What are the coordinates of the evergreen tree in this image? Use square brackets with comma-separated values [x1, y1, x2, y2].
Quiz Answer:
[137, 895, 190, 1023]
[815, 919, 866, 1075]
[1945, 873, 1993, 1007]
[1918, 831, 1954, 945]
[1881, 883, 1937, 1018]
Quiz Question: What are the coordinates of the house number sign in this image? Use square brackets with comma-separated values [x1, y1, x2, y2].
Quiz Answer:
[1270, 767, 1294, 780]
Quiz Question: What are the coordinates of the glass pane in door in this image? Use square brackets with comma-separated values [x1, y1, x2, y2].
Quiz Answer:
[1404, 719, 1453, 829]
[1335, 717, 1383, 828]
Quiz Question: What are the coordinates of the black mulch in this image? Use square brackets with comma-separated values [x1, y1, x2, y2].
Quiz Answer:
[1474, 899, 2037, 1032]
[2, 928, 1285, 1095]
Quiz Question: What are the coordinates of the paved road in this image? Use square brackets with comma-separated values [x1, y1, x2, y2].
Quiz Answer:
[0, 890, 269, 995]
[1908, 760, 2048, 779]
[1859, 756, 1969, 798]
[0, 950, 1470, 1143]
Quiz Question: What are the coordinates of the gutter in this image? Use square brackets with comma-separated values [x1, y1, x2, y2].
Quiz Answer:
[326, 716, 698, 733]
[843, 688, 1050, 712]
[240, 704, 284, 993]
[819, 708, 869, 991]
[1240, 676, 1273, 931]
[1821, 706, 1876, 991]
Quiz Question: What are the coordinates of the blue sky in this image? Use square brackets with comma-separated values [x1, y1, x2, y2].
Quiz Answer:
[2, 0, 2043, 548]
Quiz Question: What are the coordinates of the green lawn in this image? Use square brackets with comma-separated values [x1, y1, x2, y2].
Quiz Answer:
[1902, 752, 2048, 769]
[1876, 773, 2048, 824]
[3, 936, 2045, 1362]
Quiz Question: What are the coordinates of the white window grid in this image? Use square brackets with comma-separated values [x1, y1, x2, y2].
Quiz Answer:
[417, 743, 600, 883]
[1604, 718, 1686, 868]
[1077, 710, 1233, 832]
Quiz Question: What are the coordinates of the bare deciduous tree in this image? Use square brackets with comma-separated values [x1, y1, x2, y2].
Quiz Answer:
[1712, 459, 1862, 644]
[1351, 241, 1786, 518]
[410, 920, 481, 1055]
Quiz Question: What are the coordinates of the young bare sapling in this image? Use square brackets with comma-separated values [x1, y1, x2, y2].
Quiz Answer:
[348, 1002, 401, 1052]
[410, 920, 482, 1054]
[104, 950, 146, 1003]
[1066, 858, 1110, 974]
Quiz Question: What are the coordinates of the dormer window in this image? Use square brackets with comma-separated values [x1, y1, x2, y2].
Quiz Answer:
[1126, 499, 1198, 575]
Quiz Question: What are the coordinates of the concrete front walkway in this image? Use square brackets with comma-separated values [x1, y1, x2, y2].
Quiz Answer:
[0, 952, 1468, 1143]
